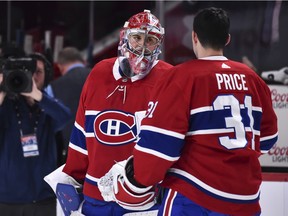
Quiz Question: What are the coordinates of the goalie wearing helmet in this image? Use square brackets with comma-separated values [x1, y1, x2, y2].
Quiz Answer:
[44, 9, 172, 216]
[118, 10, 164, 79]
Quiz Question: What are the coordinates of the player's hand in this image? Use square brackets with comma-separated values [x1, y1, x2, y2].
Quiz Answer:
[98, 156, 156, 211]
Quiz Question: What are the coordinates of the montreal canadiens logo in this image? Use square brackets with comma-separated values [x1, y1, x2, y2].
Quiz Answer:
[94, 110, 137, 145]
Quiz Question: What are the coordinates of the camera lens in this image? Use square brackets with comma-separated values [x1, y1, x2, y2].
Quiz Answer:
[5, 70, 30, 93]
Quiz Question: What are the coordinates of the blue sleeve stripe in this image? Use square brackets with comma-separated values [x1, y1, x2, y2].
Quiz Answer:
[84, 110, 100, 133]
[70, 122, 87, 151]
[168, 168, 260, 203]
[83, 114, 97, 137]
[260, 132, 278, 142]
[75, 121, 86, 135]
[85, 115, 95, 133]
[138, 129, 184, 158]
[140, 125, 185, 139]
[189, 107, 262, 131]
[260, 133, 278, 151]
[134, 144, 180, 162]
[85, 173, 99, 186]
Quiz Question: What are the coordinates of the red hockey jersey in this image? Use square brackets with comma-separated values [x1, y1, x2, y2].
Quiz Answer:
[133, 56, 278, 215]
[63, 57, 172, 202]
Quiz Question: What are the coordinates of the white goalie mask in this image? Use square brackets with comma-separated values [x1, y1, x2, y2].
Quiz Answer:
[118, 9, 164, 78]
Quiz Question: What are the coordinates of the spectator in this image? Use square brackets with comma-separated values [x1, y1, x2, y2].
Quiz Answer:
[0, 52, 71, 216]
[48, 47, 90, 165]
[45, 9, 172, 216]
[100, 7, 278, 216]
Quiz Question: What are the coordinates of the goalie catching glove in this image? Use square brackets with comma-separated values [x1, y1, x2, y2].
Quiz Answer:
[98, 156, 156, 211]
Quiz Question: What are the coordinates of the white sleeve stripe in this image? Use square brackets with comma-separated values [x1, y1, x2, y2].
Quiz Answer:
[85, 173, 99, 183]
[85, 110, 100, 115]
[190, 105, 262, 115]
[187, 128, 234, 136]
[252, 106, 262, 112]
[69, 143, 88, 155]
[260, 132, 278, 142]
[135, 144, 179, 162]
[261, 150, 269, 154]
[140, 125, 185, 139]
[86, 132, 95, 137]
[187, 128, 260, 136]
[190, 106, 213, 115]
[75, 121, 86, 135]
[169, 168, 260, 200]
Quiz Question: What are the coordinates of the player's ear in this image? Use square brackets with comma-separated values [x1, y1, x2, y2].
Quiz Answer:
[192, 30, 198, 45]
[225, 34, 231, 46]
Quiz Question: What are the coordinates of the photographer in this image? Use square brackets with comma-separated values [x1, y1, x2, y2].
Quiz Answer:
[0, 52, 71, 216]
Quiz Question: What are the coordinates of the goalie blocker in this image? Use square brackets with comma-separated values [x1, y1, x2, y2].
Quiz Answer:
[44, 165, 84, 215]
[98, 156, 157, 211]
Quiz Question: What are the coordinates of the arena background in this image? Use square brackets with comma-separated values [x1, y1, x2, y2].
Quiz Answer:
[0, 1, 287, 215]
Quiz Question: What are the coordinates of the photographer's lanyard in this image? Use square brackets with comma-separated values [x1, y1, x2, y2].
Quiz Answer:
[14, 102, 40, 157]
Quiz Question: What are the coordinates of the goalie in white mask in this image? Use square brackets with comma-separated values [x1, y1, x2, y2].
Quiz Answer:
[44, 9, 172, 216]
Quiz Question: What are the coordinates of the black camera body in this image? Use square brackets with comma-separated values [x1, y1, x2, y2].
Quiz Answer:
[1, 57, 36, 93]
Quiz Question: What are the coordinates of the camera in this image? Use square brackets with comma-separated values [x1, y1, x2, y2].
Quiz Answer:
[0, 57, 36, 93]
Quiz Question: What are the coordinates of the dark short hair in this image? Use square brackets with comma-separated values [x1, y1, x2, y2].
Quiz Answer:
[193, 7, 230, 50]
[29, 52, 53, 87]
[57, 47, 84, 64]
